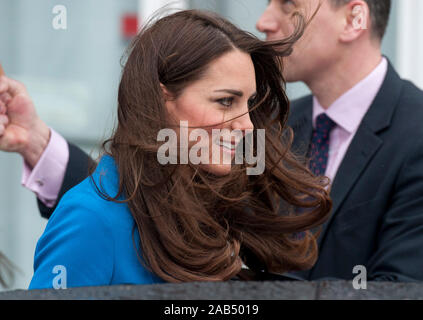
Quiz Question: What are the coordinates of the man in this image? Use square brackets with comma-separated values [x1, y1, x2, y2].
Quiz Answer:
[257, 0, 423, 281]
[1, 0, 423, 281]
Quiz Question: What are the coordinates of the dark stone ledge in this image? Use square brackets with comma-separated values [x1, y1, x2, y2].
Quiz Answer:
[1, 281, 423, 300]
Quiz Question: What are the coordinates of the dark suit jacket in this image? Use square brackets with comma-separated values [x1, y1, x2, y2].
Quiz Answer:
[287, 62, 423, 281]
[39, 62, 423, 282]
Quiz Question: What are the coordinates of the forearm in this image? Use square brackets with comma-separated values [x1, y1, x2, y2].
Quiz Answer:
[20, 118, 51, 169]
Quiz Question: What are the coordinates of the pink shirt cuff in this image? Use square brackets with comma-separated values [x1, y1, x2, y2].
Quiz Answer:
[21, 128, 69, 208]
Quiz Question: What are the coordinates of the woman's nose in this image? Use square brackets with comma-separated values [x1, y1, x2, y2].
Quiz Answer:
[231, 111, 254, 132]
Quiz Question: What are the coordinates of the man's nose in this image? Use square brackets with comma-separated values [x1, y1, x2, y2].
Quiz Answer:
[256, 8, 279, 37]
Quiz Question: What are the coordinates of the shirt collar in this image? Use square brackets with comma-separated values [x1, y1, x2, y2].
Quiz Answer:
[313, 57, 388, 134]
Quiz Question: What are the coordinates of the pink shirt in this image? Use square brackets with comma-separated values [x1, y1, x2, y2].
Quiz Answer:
[312, 57, 388, 183]
[21, 128, 69, 208]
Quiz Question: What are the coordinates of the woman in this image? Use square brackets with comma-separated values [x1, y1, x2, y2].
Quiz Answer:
[29, 10, 331, 289]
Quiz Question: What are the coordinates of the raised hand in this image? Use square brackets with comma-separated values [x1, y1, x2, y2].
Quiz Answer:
[0, 73, 50, 169]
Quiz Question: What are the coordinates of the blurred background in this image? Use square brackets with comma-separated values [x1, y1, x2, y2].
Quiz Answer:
[0, 0, 421, 291]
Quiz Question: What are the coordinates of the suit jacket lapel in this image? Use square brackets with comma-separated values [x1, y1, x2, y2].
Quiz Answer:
[288, 96, 314, 159]
[316, 61, 404, 247]
[316, 126, 383, 245]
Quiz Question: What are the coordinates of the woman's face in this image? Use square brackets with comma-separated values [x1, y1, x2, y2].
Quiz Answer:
[165, 49, 256, 176]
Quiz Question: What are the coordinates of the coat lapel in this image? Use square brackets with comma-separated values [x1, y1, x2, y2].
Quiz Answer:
[316, 126, 383, 245]
[316, 61, 404, 247]
[288, 96, 314, 159]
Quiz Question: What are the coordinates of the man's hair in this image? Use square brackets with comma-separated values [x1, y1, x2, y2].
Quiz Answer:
[330, 0, 391, 40]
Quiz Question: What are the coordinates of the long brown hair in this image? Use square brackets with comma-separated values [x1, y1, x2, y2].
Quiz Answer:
[95, 9, 332, 282]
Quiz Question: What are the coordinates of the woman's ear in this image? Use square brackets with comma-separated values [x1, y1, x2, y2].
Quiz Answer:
[160, 83, 174, 101]
[160, 83, 177, 114]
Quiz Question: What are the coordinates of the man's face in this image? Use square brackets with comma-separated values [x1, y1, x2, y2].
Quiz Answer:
[257, 0, 344, 83]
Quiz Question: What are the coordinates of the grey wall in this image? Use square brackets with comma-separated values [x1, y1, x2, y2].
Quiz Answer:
[0, 0, 139, 143]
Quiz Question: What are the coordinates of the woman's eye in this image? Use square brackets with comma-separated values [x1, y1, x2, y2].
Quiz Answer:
[217, 97, 234, 107]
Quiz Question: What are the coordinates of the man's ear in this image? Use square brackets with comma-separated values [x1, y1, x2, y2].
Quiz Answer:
[339, 0, 370, 43]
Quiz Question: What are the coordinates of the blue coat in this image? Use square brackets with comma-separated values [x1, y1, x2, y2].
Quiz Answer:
[29, 155, 165, 289]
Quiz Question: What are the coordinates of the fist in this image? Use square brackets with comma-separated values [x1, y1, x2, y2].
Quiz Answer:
[0, 76, 50, 168]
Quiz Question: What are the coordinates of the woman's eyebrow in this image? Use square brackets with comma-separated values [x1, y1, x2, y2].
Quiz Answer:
[214, 89, 243, 97]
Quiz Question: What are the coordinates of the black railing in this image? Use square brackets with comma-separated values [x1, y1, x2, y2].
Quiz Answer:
[1, 280, 423, 300]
